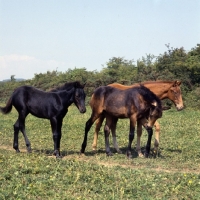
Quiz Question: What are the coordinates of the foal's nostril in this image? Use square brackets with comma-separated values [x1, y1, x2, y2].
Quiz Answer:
[177, 106, 184, 111]
[82, 109, 86, 113]
[80, 107, 86, 113]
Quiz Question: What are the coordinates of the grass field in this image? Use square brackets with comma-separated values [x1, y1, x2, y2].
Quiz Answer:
[0, 105, 200, 199]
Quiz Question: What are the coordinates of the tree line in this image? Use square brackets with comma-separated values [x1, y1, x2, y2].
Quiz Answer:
[1, 44, 200, 109]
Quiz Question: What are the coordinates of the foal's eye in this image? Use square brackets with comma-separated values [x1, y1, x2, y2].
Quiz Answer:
[171, 89, 177, 95]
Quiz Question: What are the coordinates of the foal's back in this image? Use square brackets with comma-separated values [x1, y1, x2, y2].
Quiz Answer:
[12, 86, 57, 105]
[11, 86, 73, 119]
[91, 85, 159, 118]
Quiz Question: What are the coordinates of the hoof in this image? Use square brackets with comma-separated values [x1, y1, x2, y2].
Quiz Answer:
[106, 152, 113, 156]
[152, 149, 158, 156]
[26, 145, 32, 152]
[80, 149, 86, 155]
[138, 152, 144, 158]
[116, 149, 122, 154]
[79, 152, 85, 156]
[92, 146, 97, 151]
[27, 148, 32, 153]
[92, 149, 97, 154]
[144, 153, 149, 158]
[15, 149, 20, 153]
[80, 149, 85, 154]
[126, 151, 132, 159]
[56, 155, 63, 159]
[53, 150, 61, 157]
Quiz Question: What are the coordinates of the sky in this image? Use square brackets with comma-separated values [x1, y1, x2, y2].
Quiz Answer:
[0, 0, 200, 81]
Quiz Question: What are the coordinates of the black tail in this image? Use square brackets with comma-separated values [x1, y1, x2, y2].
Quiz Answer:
[0, 97, 13, 114]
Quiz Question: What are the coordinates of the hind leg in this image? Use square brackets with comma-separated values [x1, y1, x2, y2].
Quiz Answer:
[92, 114, 105, 151]
[19, 112, 31, 152]
[111, 118, 121, 153]
[104, 116, 113, 156]
[13, 119, 20, 152]
[13, 115, 31, 153]
[81, 113, 100, 154]
[21, 125, 32, 152]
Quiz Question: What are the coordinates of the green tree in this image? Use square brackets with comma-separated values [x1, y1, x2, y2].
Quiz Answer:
[156, 45, 188, 80]
[10, 75, 15, 82]
[186, 44, 200, 85]
[136, 54, 160, 82]
[101, 57, 137, 84]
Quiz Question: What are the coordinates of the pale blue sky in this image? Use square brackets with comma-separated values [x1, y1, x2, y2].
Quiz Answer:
[0, 0, 200, 80]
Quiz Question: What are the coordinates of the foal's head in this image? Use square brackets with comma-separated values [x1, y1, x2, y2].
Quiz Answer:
[138, 85, 162, 128]
[51, 81, 86, 113]
[147, 101, 162, 127]
[167, 81, 184, 111]
[73, 82, 86, 113]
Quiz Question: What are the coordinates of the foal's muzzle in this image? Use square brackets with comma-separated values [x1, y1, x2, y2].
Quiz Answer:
[79, 107, 86, 113]
[176, 105, 184, 111]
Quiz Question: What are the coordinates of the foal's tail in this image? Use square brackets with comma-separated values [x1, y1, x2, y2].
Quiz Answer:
[0, 97, 13, 114]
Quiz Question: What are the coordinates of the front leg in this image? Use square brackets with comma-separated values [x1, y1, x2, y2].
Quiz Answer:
[92, 114, 105, 151]
[153, 121, 160, 156]
[104, 123, 112, 156]
[136, 118, 148, 157]
[127, 129, 135, 158]
[127, 115, 137, 158]
[136, 120, 144, 157]
[50, 118, 61, 158]
[144, 126, 153, 158]
[111, 118, 121, 153]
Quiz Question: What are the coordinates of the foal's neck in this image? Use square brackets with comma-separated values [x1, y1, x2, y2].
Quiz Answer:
[143, 82, 172, 100]
[59, 88, 75, 105]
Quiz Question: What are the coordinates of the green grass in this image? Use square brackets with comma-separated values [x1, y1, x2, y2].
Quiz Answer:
[0, 105, 200, 199]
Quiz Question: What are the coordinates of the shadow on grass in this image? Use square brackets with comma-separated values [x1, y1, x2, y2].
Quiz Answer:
[166, 148, 182, 153]
[31, 145, 166, 159]
[32, 149, 82, 157]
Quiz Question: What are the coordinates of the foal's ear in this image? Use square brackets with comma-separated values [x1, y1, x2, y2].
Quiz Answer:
[74, 81, 84, 88]
[174, 80, 181, 86]
[151, 101, 157, 107]
[83, 83, 86, 88]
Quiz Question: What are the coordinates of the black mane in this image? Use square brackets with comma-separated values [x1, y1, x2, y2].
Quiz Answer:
[137, 85, 162, 108]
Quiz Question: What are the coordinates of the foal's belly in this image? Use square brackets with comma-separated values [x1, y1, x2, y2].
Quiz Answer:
[105, 107, 130, 118]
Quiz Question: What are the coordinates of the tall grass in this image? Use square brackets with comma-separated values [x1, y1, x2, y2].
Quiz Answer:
[0, 105, 200, 199]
